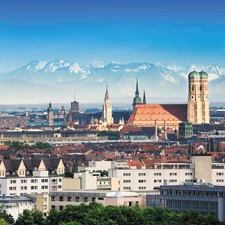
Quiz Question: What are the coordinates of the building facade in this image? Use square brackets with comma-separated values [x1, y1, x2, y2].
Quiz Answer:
[0, 158, 64, 196]
[146, 184, 225, 222]
[187, 71, 210, 124]
[0, 129, 101, 145]
[108, 154, 225, 191]
[71, 101, 79, 113]
[49, 190, 145, 211]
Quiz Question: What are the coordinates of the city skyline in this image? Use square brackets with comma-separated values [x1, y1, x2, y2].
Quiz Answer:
[1, 0, 225, 73]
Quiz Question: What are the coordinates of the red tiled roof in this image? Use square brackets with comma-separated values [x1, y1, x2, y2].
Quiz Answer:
[127, 104, 187, 127]
[127, 160, 143, 167]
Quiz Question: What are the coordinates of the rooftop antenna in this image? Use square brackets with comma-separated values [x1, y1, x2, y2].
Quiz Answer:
[74, 92, 76, 101]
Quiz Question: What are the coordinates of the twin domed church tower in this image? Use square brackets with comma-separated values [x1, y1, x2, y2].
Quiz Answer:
[187, 71, 209, 124]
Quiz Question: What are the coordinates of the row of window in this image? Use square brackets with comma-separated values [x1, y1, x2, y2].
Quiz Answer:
[10, 178, 61, 184]
[216, 173, 224, 176]
[123, 172, 193, 177]
[51, 196, 104, 202]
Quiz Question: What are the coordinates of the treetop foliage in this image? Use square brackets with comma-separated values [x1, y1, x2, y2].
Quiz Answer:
[13, 203, 224, 225]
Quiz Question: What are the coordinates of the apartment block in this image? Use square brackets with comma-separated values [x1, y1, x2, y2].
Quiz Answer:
[0, 158, 64, 196]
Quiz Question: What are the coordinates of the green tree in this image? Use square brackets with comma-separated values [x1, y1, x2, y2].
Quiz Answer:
[4, 214, 14, 225]
[14, 210, 44, 225]
[45, 208, 60, 225]
[33, 142, 52, 149]
[59, 222, 81, 225]
[0, 219, 9, 225]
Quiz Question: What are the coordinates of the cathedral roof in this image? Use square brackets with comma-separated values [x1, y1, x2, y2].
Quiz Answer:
[188, 71, 201, 80]
[128, 104, 187, 126]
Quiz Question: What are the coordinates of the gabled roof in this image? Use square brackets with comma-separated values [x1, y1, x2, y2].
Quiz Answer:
[128, 104, 187, 126]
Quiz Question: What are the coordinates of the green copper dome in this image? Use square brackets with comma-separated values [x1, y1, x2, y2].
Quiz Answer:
[133, 96, 141, 104]
[188, 71, 201, 79]
[47, 103, 53, 112]
[199, 71, 208, 79]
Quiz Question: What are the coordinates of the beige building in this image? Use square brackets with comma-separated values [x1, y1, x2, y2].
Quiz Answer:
[187, 71, 210, 124]
[33, 193, 49, 217]
[49, 190, 145, 211]
[192, 153, 212, 183]
[62, 171, 120, 191]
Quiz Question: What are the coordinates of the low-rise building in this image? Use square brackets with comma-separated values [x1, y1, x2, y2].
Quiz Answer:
[0, 130, 103, 145]
[0, 194, 35, 220]
[49, 190, 145, 211]
[146, 183, 225, 222]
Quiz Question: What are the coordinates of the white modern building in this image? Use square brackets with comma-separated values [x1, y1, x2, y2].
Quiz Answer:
[78, 160, 113, 173]
[108, 154, 225, 191]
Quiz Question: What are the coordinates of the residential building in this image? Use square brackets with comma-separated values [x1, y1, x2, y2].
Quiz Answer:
[0, 158, 64, 196]
[108, 153, 225, 191]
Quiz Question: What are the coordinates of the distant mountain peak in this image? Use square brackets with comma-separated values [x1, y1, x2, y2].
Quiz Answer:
[91, 60, 107, 68]
[1, 60, 225, 103]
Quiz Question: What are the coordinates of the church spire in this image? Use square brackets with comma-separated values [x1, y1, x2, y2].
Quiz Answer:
[143, 90, 146, 104]
[135, 78, 139, 96]
[132, 78, 142, 111]
[105, 85, 109, 100]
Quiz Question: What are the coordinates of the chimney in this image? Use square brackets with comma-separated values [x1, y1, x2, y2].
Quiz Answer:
[164, 120, 168, 140]
[155, 120, 158, 142]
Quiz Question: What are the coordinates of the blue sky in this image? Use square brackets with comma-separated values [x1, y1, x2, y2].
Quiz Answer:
[1, 0, 225, 72]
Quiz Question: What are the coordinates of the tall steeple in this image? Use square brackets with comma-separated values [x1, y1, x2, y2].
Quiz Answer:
[187, 71, 209, 124]
[135, 78, 139, 96]
[143, 90, 146, 104]
[132, 78, 142, 110]
[102, 85, 113, 125]
[47, 102, 54, 126]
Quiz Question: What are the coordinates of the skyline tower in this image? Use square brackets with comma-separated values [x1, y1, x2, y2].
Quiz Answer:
[102, 85, 113, 125]
[47, 102, 54, 126]
[132, 78, 142, 110]
[143, 90, 146, 104]
[187, 71, 210, 124]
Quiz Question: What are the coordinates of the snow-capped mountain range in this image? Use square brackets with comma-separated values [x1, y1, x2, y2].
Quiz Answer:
[1, 59, 225, 104]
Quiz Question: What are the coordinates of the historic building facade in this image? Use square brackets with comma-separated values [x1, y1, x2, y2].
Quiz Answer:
[102, 85, 113, 125]
[187, 71, 210, 124]
[129, 71, 210, 128]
